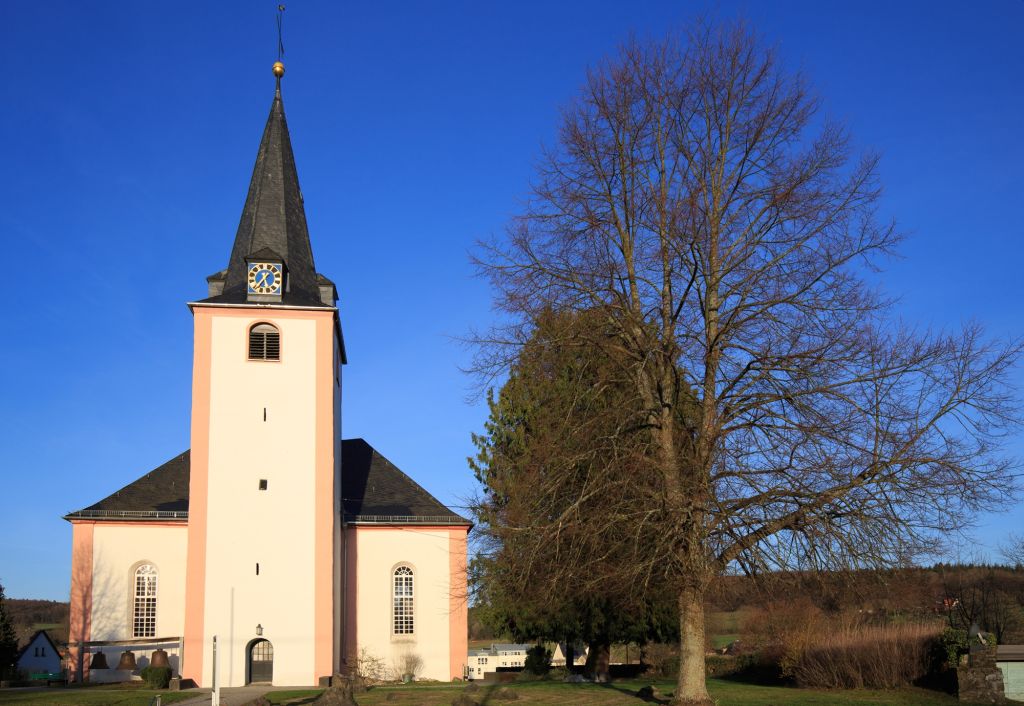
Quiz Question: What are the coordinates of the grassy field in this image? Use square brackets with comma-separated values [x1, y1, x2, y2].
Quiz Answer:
[0, 677, 993, 706]
[0, 682, 194, 705]
[262, 678, 984, 706]
[706, 609, 752, 651]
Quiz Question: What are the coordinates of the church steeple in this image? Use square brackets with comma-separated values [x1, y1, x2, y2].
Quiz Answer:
[204, 62, 335, 308]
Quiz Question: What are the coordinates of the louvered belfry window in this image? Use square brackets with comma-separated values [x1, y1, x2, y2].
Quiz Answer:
[249, 323, 281, 361]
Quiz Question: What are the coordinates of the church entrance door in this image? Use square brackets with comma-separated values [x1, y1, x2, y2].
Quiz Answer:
[248, 639, 273, 684]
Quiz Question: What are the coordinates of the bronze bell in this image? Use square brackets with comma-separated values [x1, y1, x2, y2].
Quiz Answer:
[150, 648, 170, 668]
[116, 650, 137, 670]
[89, 651, 109, 669]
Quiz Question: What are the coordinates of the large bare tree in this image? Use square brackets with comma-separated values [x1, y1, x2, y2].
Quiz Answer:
[1001, 534, 1024, 567]
[471, 21, 1021, 705]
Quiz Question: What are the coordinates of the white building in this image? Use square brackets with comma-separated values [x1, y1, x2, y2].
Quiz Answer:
[550, 642, 588, 667]
[65, 61, 470, 688]
[15, 631, 62, 677]
[466, 643, 531, 680]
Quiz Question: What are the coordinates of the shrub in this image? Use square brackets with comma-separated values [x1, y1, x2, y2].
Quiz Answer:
[140, 665, 171, 689]
[933, 627, 968, 669]
[547, 666, 568, 681]
[397, 651, 423, 680]
[356, 647, 391, 683]
[704, 654, 738, 678]
[784, 621, 942, 689]
[523, 644, 551, 676]
[640, 642, 677, 678]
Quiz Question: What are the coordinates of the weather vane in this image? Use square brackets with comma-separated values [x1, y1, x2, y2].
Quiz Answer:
[273, 5, 286, 80]
[276, 5, 286, 61]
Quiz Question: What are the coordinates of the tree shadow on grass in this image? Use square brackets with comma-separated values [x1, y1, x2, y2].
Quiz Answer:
[595, 682, 671, 704]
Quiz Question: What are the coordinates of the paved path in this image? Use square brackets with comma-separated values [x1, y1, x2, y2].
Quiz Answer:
[173, 685, 321, 705]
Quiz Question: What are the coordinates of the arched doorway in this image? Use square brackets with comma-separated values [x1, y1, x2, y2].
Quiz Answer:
[247, 639, 273, 684]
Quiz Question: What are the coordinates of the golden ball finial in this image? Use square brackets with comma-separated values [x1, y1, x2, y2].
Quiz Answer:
[272, 61, 285, 78]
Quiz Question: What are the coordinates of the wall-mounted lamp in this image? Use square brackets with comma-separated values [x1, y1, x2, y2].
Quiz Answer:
[256, 624, 263, 636]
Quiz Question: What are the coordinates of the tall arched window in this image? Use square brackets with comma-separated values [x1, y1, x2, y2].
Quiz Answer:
[132, 564, 158, 638]
[393, 566, 414, 635]
[248, 323, 281, 361]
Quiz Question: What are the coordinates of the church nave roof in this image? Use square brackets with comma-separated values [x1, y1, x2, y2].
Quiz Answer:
[64, 440, 469, 527]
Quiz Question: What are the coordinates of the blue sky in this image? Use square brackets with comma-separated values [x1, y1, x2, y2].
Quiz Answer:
[1, 1, 1022, 601]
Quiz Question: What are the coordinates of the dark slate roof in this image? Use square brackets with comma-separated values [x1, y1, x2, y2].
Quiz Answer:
[998, 645, 1024, 661]
[64, 441, 468, 526]
[341, 438, 470, 525]
[196, 77, 327, 308]
[64, 451, 190, 520]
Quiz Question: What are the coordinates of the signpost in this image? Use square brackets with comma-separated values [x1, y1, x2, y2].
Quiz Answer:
[212, 635, 219, 706]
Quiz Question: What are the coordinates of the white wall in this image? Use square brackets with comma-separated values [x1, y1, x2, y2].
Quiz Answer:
[89, 523, 188, 641]
[202, 314, 323, 687]
[468, 654, 490, 680]
[17, 635, 61, 674]
[1000, 661, 1024, 701]
[350, 527, 453, 681]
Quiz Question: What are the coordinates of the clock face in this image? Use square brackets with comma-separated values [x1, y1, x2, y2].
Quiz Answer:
[248, 262, 283, 295]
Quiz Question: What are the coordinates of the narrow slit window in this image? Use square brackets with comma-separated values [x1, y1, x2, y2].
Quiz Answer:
[248, 324, 280, 361]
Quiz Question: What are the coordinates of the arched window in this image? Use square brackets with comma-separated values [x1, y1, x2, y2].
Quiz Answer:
[393, 566, 414, 635]
[248, 323, 281, 361]
[132, 564, 158, 638]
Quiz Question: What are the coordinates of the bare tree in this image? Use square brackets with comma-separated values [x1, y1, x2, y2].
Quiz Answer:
[472, 21, 1021, 705]
[942, 566, 1024, 644]
[1001, 534, 1024, 567]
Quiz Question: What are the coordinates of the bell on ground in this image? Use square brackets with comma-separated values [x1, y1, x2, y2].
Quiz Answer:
[116, 650, 137, 670]
[150, 648, 170, 668]
[89, 651, 109, 670]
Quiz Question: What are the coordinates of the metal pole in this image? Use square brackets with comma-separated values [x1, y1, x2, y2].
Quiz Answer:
[76, 641, 84, 683]
[212, 635, 219, 706]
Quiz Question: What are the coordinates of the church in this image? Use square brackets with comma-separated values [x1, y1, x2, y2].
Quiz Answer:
[64, 60, 470, 688]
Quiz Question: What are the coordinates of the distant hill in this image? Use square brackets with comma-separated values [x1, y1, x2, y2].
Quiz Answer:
[6, 599, 69, 647]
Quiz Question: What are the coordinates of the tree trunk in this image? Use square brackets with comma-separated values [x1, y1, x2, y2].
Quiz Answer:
[672, 585, 712, 705]
[584, 639, 611, 682]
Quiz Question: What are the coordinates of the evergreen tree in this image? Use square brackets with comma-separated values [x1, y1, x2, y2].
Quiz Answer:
[471, 309, 683, 679]
[0, 581, 19, 680]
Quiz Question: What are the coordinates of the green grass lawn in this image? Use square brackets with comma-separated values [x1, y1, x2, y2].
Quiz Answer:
[0, 682, 194, 705]
[706, 609, 752, 651]
[708, 633, 741, 650]
[0, 677, 994, 706]
[261, 678, 987, 706]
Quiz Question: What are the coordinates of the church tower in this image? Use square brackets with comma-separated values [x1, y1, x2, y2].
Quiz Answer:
[66, 54, 468, 690]
[182, 61, 345, 687]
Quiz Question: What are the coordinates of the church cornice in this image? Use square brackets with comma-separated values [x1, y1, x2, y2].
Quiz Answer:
[344, 514, 473, 527]
[64, 510, 188, 521]
[187, 301, 338, 313]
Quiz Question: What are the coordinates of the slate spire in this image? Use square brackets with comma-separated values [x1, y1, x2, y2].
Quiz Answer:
[212, 62, 328, 307]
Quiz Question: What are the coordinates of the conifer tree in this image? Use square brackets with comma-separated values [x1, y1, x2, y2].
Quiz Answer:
[0, 582, 18, 680]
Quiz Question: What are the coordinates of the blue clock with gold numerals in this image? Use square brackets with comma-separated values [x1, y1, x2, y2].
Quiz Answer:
[247, 262, 283, 295]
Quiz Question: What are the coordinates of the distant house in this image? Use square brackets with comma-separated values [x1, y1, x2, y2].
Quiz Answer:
[466, 643, 531, 680]
[551, 642, 587, 667]
[997, 645, 1024, 701]
[16, 631, 62, 676]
